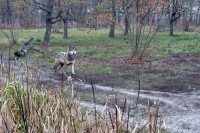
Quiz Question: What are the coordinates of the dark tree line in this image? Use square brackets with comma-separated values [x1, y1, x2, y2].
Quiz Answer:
[0, 0, 200, 45]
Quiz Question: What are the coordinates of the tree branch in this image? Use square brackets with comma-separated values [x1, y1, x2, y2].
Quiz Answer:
[28, 0, 52, 13]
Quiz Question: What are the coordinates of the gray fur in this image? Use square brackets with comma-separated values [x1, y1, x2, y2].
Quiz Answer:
[53, 45, 78, 75]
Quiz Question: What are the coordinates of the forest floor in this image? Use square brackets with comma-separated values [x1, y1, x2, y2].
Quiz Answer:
[1, 46, 200, 132]
[0, 29, 200, 132]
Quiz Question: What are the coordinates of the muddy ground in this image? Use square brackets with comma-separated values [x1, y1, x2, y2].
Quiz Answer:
[75, 53, 200, 92]
[1, 50, 200, 132]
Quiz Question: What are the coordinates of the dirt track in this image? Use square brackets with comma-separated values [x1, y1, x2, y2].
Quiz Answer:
[1, 54, 200, 133]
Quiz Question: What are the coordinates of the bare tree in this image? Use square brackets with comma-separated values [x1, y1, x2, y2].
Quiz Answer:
[109, 0, 116, 37]
[128, 0, 165, 60]
[195, 0, 200, 26]
[2, 29, 20, 45]
[0, 0, 8, 29]
[168, 0, 182, 36]
[60, 0, 70, 39]
[56, 0, 88, 39]
[193, 0, 200, 26]
[182, 0, 195, 31]
[28, 0, 62, 44]
[5, 0, 12, 27]
[122, 0, 130, 35]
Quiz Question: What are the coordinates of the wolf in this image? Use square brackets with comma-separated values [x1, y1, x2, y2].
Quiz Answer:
[53, 45, 78, 75]
[14, 49, 29, 58]
[14, 37, 34, 59]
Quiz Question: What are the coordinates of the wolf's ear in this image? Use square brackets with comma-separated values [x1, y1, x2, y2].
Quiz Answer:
[74, 45, 77, 51]
[67, 45, 72, 51]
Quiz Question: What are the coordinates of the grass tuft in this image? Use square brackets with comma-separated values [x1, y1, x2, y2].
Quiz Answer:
[0, 57, 167, 132]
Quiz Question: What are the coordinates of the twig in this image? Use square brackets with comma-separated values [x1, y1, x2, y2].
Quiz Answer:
[136, 67, 141, 108]
[121, 97, 127, 121]
[109, 112, 115, 131]
[135, 79, 141, 108]
[153, 101, 159, 132]
[91, 78, 97, 126]
[1, 112, 9, 133]
[0, 53, 2, 84]
[15, 84, 28, 133]
[8, 49, 11, 82]
[126, 105, 131, 132]
[67, 105, 77, 133]
[115, 96, 118, 133]
[148, 101, 152, 133]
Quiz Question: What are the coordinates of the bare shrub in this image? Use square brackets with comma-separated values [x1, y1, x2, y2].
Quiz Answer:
[1, 28, 20, 45]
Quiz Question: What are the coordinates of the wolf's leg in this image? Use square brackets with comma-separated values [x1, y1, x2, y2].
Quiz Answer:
[71, 63, 75, 74]
[53, 64, 59, 73]
[53, 59, 60, 73]
[63, 65, 68, 77]
[61, 64, 69, 77]
[59, 62, 65, 73]
[59, 65, 63, 73]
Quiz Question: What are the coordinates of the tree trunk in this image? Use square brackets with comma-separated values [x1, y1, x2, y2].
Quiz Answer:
[195, 8, 199, 26]
[43, 0, 54, 45]
[182, 11, 189, 31]
[109, 22, 115, 37]
[169, 0, 176, 36]
[63, 19, 68, 39]
[169, 20, 174, 36]
[2, 13, 6, 29]
[36, 10, 42, 28]
[124, 16, 129, 35]
[6, 0, 12, 27]
[109, 0, 116, 38]
[44, 16, 52, 44]
[189, 1, 193, 25]
[123, 0, 129, 35]
[183, 22, 189, 31]
[198, 13, 200, 26]
[117, 13, 121, 23]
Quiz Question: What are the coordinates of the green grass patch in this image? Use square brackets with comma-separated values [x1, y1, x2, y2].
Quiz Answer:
[153, 32, 200, 56]
[0, 28, 199, 76]
[76, 61, 116, 74]
[1, 28, 199, 58]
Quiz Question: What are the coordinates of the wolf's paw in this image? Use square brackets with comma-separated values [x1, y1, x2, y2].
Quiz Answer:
[67, 76, 72, 81]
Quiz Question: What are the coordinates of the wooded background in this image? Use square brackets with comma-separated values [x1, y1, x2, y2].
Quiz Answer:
[0, 0, 199, 58]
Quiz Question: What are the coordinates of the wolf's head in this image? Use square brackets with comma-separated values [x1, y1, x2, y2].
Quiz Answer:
[67, 45, 78, 58]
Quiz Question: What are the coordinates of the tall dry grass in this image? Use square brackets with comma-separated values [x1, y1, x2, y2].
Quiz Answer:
[0, 54, 166, 133]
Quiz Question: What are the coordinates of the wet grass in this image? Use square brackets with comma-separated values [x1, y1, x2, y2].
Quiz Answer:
[0, 28, 199, 59]
[153, 31, 200, 56]
[0, 28, 199, 91]
[76, 61, 116, 74]
[0, 28, 199, 132]
[0, 28, 127, 45]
